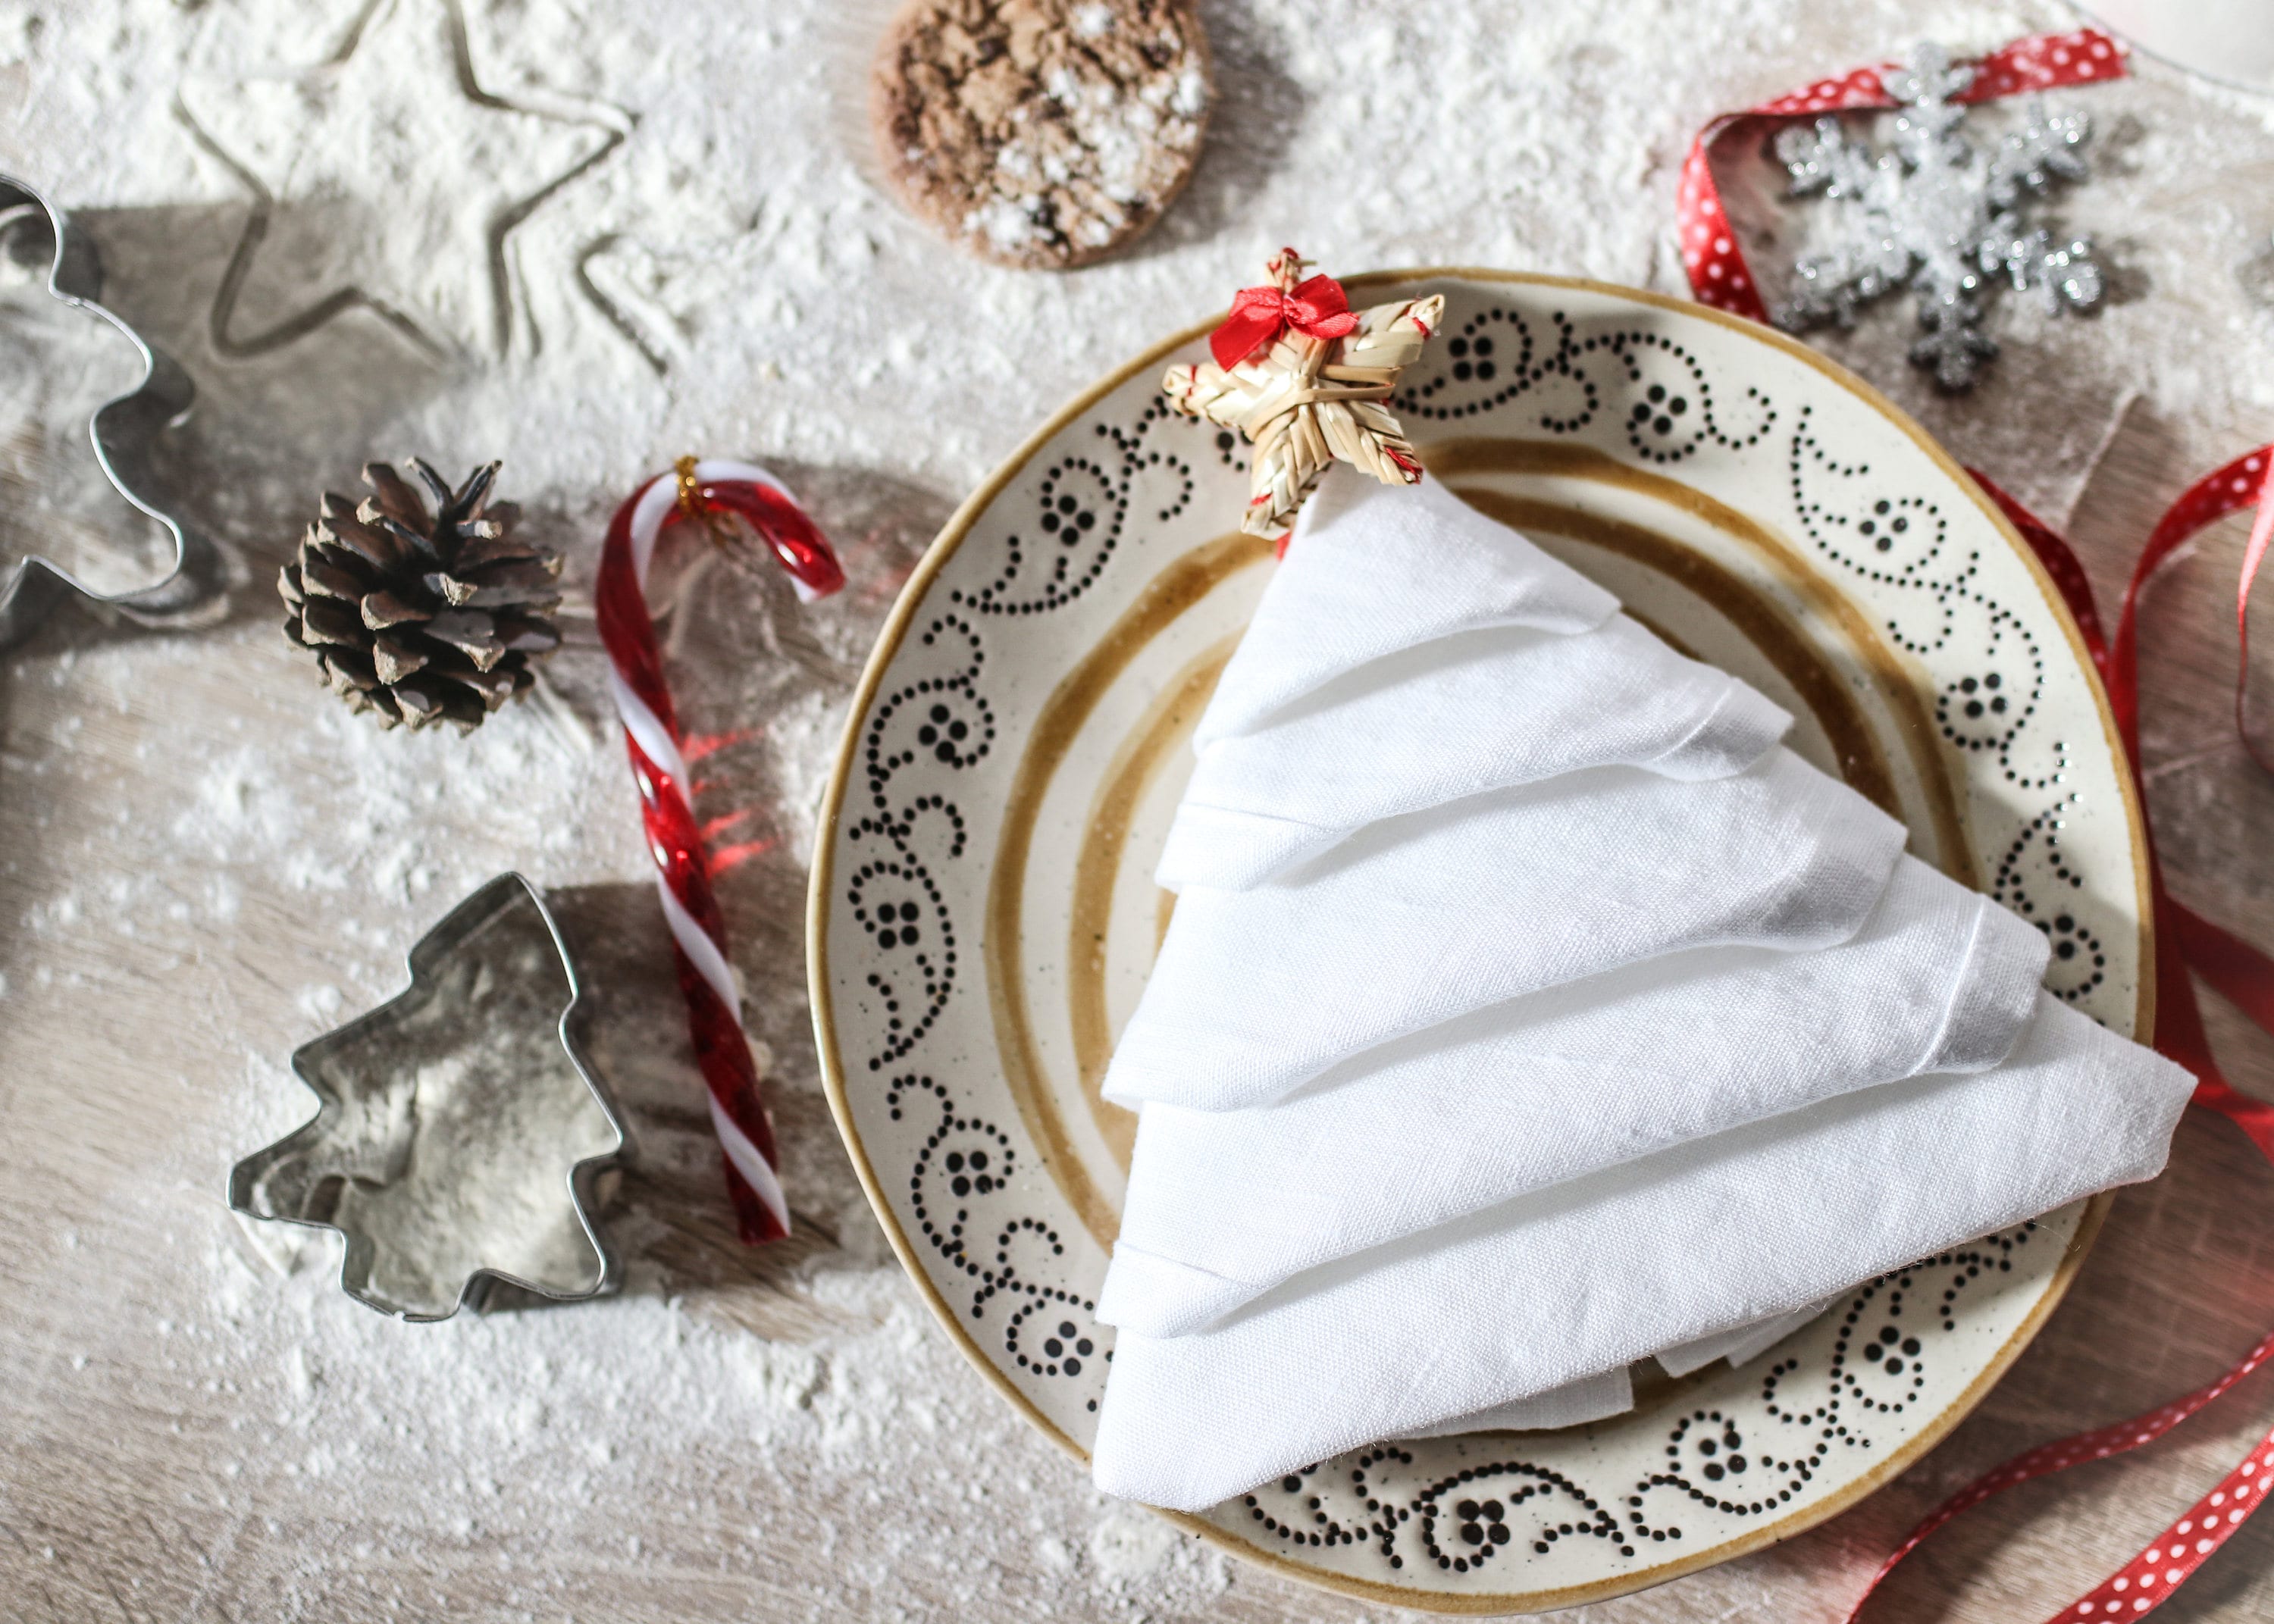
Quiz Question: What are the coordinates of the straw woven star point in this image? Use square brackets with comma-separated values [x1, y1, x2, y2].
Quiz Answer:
[1162, 249, 1442, 541]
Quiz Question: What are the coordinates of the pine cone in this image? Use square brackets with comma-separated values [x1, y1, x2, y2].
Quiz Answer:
[280, 461, 562, 731]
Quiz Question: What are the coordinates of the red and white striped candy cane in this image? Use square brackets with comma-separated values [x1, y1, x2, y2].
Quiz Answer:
[594, 458, 844, 1243]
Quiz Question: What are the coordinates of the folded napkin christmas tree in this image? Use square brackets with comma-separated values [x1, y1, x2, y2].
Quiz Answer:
[1088, 473, 2194, 1512]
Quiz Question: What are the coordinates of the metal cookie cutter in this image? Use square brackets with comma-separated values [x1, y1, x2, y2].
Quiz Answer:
[228, 874, 628, 1322]
[0, 174, 225, 650]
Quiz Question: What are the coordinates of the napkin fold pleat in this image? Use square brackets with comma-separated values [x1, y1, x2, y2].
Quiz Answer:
[1389, 1300, 1829, 1441]
[1195, 473, 1621, 745]
[1160, 615, 1795, 891]
[1398, 1300, 1834, 1444]
[1091, 994, 2192, 1512]
[1106, 747, 1910, 1112]
[1101, 857, 2051, 1335]
[1398, 1368, 1638, 1440]
[1655, 1300, 1834, 1377]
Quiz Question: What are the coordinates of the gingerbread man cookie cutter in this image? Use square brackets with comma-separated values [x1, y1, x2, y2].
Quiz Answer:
[0, 174, 226, 650]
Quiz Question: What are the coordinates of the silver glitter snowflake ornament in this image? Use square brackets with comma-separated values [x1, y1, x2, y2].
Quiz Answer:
[1773, 42, 2103, 390]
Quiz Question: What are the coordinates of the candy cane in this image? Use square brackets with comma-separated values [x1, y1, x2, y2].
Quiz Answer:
[594, 458, 844, 1243]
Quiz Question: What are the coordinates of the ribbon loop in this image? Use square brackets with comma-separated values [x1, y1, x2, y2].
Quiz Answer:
[1673, 51, 2274, 1609]
[1211, 270, 1361, 370]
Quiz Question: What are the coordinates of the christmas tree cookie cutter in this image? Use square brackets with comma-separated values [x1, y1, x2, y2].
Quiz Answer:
[228, 873, 628, 1322]
[0, 174, 225, 651]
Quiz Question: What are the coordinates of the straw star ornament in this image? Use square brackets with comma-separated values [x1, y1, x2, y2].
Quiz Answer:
[1164, 250, 1442, 540]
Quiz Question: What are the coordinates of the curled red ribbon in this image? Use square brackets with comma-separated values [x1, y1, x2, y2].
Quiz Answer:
[1674, 49, 2274, 1610]
[1210, 270, 1361, 370]
[1840, 451, 2274, 1620]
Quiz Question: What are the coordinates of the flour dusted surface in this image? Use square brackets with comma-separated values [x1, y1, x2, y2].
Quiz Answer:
[4, 0, 2274, 1619]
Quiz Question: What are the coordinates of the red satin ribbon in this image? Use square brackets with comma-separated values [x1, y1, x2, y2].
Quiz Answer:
[1838, 449, 2274, 1619]
[1210, 271, 1361, 370]
[1674, 47, 2274, 1605]
[1677, 29, 2129, 324]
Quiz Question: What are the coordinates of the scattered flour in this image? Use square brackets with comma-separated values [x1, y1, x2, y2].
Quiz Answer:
[2, 0, 2272, 1618]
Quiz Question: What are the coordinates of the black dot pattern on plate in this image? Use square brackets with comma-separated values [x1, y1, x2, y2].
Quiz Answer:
[866, 614, 994, 795]
[847, 835, 954, 1068]
[1392, 308, 1775, 463]
[1992, 793, 2109, 1001]
[1230, 1234, 2029, 1576]
[1788, 405, 2053, 786]
[951, 397, 1197, 615]
[839, 283, 2125, 1587]
[850, 615, 985, 1069]
[894, 1072, 1109, 1395]
[1787, 404, 2107, 1002]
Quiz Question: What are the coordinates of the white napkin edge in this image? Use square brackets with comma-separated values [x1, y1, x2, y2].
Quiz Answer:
[1399, 1299, 1835, 1444]
[1396, 1367, 1637, 1440]
[1656, 1299, 1835, 1377]
[1650, 676, 1798, 782]
[1922, 892, 2059, 1073]
[1157, 668, 1796, 894]
[1098, 888, 2046, 1337]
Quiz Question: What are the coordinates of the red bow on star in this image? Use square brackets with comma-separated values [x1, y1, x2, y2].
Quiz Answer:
[1210, 263, 1361, 370]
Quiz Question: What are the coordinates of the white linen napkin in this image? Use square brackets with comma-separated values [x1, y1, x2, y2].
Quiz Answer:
[1400, 1369, 1637, 1440]
[1399, 1303, 1833, 1443]
[1194, 471, 1621, 744]
[1086, 474, 2191, 1514]
[1392, 1300, 1834, 1443]
[1655, 1301, 1834, 1378]
[1091, 993, 2193, 1512]
[1158, 613, 1795, 891]
[1105, 746, 1909, 1112]
[1101, 856, 2051, 1335]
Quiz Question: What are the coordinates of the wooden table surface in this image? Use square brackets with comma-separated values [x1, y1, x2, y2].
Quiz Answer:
[7, 2, 2274, 1619]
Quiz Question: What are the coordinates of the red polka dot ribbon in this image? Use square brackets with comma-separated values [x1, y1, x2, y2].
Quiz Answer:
[1674, 31, 2274, 1610]
[1842, 448, 2274, 1619]
[1678, 30, 2130, 322]
[594, 459, 845, 1244]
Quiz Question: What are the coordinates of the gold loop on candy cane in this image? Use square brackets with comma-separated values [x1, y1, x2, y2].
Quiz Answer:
[673, 452, 747, 555]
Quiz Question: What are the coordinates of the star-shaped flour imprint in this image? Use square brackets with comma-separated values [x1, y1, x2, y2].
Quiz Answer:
[179, 0, 627, 358]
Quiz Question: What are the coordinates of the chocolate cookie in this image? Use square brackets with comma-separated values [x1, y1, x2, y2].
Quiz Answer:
[870, 0, 1212, 270]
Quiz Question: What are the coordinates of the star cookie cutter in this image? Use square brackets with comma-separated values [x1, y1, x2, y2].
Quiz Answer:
[0, 174, 226, 650]
[228, 873, 628, 1322]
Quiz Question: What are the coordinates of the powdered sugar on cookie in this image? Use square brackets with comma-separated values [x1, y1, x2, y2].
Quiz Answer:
[870, 0, 1212, 268]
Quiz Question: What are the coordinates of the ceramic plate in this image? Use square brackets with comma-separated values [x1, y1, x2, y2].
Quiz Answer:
[810, 273, 2150, 1612]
